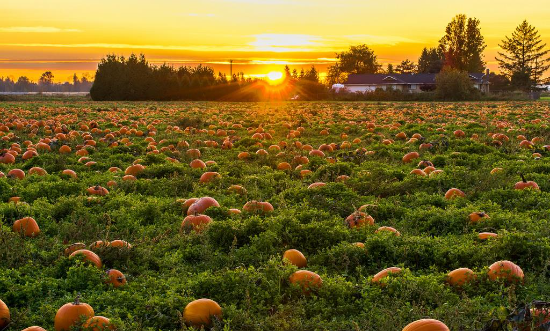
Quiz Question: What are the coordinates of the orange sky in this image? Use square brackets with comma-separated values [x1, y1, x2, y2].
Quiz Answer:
[1, 0, 549, 82]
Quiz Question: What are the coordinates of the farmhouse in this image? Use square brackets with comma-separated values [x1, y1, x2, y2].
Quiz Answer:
[341, 71, 490, 93]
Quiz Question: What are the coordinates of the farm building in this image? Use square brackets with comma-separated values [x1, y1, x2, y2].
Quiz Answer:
[341, 71, 490, 93]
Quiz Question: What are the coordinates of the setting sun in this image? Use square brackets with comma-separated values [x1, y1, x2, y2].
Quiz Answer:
[267, 71, 284, 84]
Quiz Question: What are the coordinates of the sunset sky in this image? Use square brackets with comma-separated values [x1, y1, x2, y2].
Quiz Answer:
[1, 0, 549, 82]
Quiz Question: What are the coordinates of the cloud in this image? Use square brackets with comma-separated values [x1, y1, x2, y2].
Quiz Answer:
[249, 34, 323, 52]
[342, 34, 420, 46]
[186, 13, 216, 17]
[0, 26, 81, 33]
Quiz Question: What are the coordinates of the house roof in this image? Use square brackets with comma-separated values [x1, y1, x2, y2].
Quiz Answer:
[344, 73, 487, 85]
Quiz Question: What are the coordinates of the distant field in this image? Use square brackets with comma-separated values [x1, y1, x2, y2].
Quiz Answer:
[1, 101, 550, 331]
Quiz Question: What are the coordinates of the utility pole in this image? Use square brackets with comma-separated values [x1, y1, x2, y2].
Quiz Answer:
[229, 60, 233, 80]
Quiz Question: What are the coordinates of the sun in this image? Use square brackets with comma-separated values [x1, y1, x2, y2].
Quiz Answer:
[266, 71, 284, 84]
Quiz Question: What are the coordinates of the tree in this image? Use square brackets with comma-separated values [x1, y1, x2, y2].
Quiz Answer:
[435, 67, 479, 100]
[15, 76, 32, 92]
[284, 65, 291, 79]
[438, 14, 486, 72]
[326, 44, 381, 84]
[386, 64, 395, 74]
[417, 47, 445, 73]
[395, 59, 416, 74]
[496, 20, 550, 91]
[39, 71, 54, 86]
[302, 66, 319, 82]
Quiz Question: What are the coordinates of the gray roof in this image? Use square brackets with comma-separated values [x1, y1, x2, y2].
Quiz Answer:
[344, 73, 487, 85]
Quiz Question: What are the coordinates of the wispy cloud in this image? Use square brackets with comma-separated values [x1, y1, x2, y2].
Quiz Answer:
[0, 26, 81, 33]
[249, 34, 323, 52]
[186, 13, 216, 17]
[342, 34, 420, 46]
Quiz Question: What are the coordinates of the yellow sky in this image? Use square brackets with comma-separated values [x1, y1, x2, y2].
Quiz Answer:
[1, 0, 549, 82]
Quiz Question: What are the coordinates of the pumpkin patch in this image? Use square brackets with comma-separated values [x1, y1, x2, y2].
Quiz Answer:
[1, 101, 550, 330]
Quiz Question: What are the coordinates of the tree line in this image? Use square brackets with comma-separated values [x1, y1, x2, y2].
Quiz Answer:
[89, 54, 326, 101]
[326, 15, 549, 92]
[0, 72, 92, 93]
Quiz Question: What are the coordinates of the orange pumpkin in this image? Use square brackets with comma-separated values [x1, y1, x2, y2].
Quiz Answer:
[182, 214, 212, 232]
[514, 175, 539, 190]
[125, 164, 145, 176]
[189, 159, 206, 169]
[402, 152, 420, 163]
[87, 185, 109, 196]
[7, 169, 25, 180]
[54, 297, 95, 331]
[307, 182, 326, 189]
[61, 169, 78, 179]
[0, 299, 9, 329]
[199, 171, 221, 183]
[402, 319, 450, 331]
[69, 249, 102, 268]
[372, 267, 402, 283]
[447, 268, 475, 287]
[183, 299, 222, 328]
[289, 270, 322, 294]
[488, 260, 524, 283]
[242, 201, 274, 213]
[22, 327, 48, 331]
[187, 197, 220, 215]
[106, 269, 127, 288]
[375, 226, 401, 236]
[283, 249, 307, 268]
[478, 232, 498, 240]
[469, 212, 489, 223]
[345, 212, 374, 228]
[109, 240, 132, 248]
[444, 188, 465, 199]
[82, 316, 114, 331]
[13, 217, 40, 237]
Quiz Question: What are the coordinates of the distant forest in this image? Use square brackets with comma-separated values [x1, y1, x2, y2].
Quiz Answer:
[0, 72, 92, 93]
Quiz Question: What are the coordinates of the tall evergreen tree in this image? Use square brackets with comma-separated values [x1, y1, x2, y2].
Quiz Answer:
[417, 47, 445, 73]
[395, 59, 416, 74]
[496, 20, 550, 90]
[438, 14, 486, 72]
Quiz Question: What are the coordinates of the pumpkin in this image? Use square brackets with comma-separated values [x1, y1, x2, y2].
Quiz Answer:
[106, 269, 127, 288]
[375, 226, 401, 236]
[444, 188, 465, 199]
[0, 299, 9, 329]
[7, 169, 25, 180]
[228, 185, 247, 195]
[478, 232, 498, 240]
[277, 162, 292, 170]
[189, 159, 206, 169]
[64, 243, 86, 256]
[307, 182, 326, 189]
[182, 214, 212, 232]
[87, 185, 109, 196]
[282, 249, 307, 268]
[187, 197, 220, 215]
[410, 169, 426, 176]
[54, 296, 95, 331]
[58, 145, 72, 154]
[82, 316, 114, 331]
[469, 212, 489, 223]
[109, 240, 132, 248]
[402, 319, 450, 331]
[353, 242, 365, 248]
[514, 174, 539, 190]
[372, 267, 402, 283]
[518, 308, 550, 331]
[289, 270, 322, 294]
[13, 217, 40, 237]
[199, 171, 221, 183]
[22, 327, 48, 331]
[402, 152, 420, 163]
[242, 201, 274, 213]
[181, 198, 199, 213]
[125, 164, 145, 176]
[61, 169, 77, 179]
[447, 268, 475, 287]
[345, 212, 374, 228]
[69, 249, 102, 268]
[183, 299, 222, 328]
[488, 260, 524, 283]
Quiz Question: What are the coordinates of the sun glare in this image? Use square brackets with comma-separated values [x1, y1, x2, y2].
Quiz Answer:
[267, 71, 283, 84]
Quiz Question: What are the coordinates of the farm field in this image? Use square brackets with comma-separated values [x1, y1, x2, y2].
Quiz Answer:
[2, 101, 550, 330]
